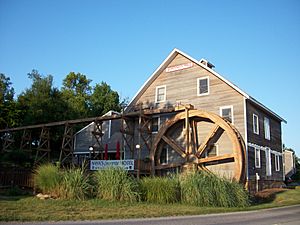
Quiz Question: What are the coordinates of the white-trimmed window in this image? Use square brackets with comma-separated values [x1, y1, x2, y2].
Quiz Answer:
[155, 85, 166, 103]
[266, 147, 272, 176]
[255, 147, 261, 168]
[264, 117, 270, 140]
[160, 146, 169, 165]
[275, 154, 280, 171]
[220, 106, 234, 123]
[152, 116, 160, 133]
[197, 76, 209, 96]
[253, 114, 259, 135]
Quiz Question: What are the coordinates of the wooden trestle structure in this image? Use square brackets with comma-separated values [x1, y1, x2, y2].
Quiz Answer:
[0, 105, 246, 183]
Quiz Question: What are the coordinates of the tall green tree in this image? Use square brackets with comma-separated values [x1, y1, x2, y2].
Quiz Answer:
[61, 72, 91, 119]
[0, 73, 21, 129]
[18, 70, 68, 125]
[89, 82, 121, 117]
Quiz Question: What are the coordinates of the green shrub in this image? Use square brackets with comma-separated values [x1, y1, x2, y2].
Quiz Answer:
[58, 166, 91, 200]
[140, 176, 180, 204]
[94, 167, 139, 202]
[180, 171, 249, 207]
[34, 163, 61, 196]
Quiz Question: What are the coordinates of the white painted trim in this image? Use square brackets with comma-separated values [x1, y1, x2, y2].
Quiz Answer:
[197, 76, 210, 96]
[253, 113, 259, 135]
[275, 154, 280, 172]
[255, 147, 261, 168]
[155, 85, 166, 103]
[219, 105, 234, 124]
[108, 120, 112, 139]
[243, 97, 249, 180]
[126, 48, 286, 123]
[247, 142, 282, 156]
[266, 147, 272, 176]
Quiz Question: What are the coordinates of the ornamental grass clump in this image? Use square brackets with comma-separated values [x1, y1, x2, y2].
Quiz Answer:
[34, 163, 61, 196]
[58, 166, 91, 200]
[94, 167, 139, 202]
[140, 176, 180, 204]
[180, 171, 249, 207]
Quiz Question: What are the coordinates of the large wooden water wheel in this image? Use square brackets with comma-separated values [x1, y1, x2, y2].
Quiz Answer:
[150, 107, 246, 183]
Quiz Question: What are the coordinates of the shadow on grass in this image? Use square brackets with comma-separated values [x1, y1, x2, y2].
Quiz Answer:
[0, 195, 33, 201]
[251, 188, 287, 204]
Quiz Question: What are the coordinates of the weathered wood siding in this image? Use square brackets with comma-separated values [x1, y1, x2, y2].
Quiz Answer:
[130, 53, 246, 140]
[246, 100, 283, 181]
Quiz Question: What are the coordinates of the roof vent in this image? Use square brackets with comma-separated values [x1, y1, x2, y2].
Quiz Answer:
[200, 59, 215, 69]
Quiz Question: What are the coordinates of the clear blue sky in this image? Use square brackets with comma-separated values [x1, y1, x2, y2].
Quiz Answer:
[0, 0, 299, 155]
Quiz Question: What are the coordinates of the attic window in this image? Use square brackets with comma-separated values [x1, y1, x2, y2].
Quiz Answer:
[197, 77, 209, 96]
[155, 85, 166, 103]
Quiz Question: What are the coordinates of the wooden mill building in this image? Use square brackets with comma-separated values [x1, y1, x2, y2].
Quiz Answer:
[119, 48, 286, 191]
[0, 48, 286, 192]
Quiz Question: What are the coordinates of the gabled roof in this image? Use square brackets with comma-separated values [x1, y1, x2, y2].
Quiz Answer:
[127, 48, 286, 123]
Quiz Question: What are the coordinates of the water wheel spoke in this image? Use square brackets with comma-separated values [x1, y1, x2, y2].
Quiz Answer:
[198, 153, 235, 164]
[190, 119, 198, 154]
[155, 162, 182, 170]
[196, 124, 222, 157]
[162, 135, 187, 158]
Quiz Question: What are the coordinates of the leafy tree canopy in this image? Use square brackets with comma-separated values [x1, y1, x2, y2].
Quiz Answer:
[89, 82, 121, 117]
[18, 70, 68, 125]
[0, 73, 21, 129]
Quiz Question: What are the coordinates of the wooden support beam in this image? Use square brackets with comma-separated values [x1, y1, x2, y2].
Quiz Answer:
[196, 124, 221, 157]
[1, 132, 15, 152]
[162, 135, 186, 158]
[59, 123, 74, 164]
[34, 127, 51, 165]
[20, 129, 32, 152]
[155, 162, 182, 170]
[198, 154, 235, 164]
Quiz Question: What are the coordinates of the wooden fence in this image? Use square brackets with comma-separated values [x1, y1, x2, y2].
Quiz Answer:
[0, 167, 34, 188]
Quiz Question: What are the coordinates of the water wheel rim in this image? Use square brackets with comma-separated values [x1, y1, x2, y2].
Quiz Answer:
[151, 109, 246, 183]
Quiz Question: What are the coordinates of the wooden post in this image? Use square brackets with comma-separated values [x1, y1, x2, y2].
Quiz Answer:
[185, 106, 190, 155]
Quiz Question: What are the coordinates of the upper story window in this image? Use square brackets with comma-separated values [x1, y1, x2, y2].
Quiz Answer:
[155, 85, 166, 103]
[197, 76, 209, 96]
[220, 106, 234, 123]
[253, 114, 259, 135]
[264, 117, 270, 140]
[275, 154, 280, 171]
[255, 147, 261, 168]
[152, 116, 160, 133]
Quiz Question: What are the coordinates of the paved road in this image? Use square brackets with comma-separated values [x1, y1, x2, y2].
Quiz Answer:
[2, 205, 300, 225]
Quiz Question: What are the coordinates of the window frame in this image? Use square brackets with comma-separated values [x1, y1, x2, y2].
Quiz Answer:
[275, 154, 280, 172]
[151, 116, 160, 133]
[155, 85, 166, 103]
[205, 143, 219, 158]
[197, 76, 210, 96]
[255, 147, 261, 168]
[160, 146, 169, 165]
[220, 105, 234, 124]
[253, 114, 259, 135]
[264, 117, 271, 140]
[266, 147, 272, 176]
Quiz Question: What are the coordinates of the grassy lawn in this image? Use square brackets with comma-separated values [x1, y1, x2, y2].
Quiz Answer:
[1, 188, 300, 222]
